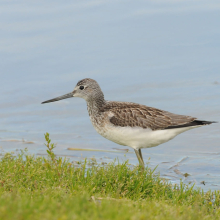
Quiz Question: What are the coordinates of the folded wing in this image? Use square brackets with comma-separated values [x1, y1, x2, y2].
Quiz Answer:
[101, 102, 213, 131]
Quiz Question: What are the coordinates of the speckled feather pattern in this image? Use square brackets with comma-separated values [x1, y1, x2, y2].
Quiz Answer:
[100, 101, 196, 131]
[87, 100, 200, 149]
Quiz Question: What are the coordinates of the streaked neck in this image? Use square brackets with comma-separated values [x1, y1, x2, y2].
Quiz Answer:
[87, 94, 106, 116]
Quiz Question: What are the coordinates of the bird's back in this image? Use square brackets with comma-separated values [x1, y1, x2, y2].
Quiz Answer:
[100, 101, 198, 131]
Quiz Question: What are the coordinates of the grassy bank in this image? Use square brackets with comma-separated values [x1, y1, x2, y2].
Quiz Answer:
[0, 133, 219, 219]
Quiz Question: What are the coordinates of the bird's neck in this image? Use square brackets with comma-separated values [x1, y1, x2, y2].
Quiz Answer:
[87, 95, 106, 117]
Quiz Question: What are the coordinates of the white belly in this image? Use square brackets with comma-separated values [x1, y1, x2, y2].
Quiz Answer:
[93, 123, 200, 150]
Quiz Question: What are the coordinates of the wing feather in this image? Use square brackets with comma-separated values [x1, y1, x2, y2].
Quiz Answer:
[101, 101, 196, 130]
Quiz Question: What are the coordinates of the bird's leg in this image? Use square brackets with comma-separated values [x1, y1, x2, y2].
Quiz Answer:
[134, 149, 145, 169]
[138, 149, 144, 162]
[138, 149, 145, 168]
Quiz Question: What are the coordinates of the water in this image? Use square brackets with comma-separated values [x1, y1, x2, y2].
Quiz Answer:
[0, 0, 220, 191]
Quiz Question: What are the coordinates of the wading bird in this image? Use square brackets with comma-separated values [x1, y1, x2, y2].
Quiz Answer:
[42, 78, 215, 168]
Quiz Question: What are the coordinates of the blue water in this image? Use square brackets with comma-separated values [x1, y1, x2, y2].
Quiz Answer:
[0, 0, 220, 191]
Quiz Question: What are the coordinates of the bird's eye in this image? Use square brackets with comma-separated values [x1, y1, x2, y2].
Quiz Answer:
[79, 86, 84, 90]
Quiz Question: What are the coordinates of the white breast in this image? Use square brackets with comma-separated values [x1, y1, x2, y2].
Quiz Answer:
[92, 121, 200, 150]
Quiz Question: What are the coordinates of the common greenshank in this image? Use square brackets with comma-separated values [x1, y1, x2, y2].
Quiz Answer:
[42, 78, 216, 168]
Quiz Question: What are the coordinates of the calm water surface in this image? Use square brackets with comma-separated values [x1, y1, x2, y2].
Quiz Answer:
[0, 1, 220, 191]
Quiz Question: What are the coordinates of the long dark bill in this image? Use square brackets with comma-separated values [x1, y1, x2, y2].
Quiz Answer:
[41, 92, 74, 104]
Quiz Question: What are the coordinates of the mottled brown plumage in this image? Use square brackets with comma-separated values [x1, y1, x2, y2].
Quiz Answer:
[101, 101, 196, 131]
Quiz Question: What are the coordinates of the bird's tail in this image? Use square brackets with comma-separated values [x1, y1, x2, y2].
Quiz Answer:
[165, 120, 217, 129]
[193, 120, 217, 125]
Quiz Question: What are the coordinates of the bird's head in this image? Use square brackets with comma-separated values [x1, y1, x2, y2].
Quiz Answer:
[42, 78, 104, 104]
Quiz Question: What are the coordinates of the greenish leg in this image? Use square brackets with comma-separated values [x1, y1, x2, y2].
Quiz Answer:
[134, 149, 145, 169]
[138, 149, 144, 162]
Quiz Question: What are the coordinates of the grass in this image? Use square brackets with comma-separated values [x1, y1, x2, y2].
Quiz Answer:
[0, 133, 220, 219]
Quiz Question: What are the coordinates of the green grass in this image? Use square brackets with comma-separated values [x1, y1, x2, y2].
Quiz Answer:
[0, 133, 220, 219]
